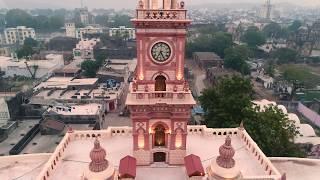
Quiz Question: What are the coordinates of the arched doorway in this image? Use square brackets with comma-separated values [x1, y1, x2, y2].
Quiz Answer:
[153, 152, 166, 162]
[155, 75, 166, 91]
[154, 124, 166, 147]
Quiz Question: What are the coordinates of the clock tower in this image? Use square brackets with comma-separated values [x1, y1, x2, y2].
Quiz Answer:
[126, 0, 195, 165]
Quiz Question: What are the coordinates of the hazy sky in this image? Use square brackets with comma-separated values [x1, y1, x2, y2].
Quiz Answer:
[0, 0, 319, 9]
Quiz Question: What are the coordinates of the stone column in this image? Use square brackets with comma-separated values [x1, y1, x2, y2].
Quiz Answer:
[171, 0, 177, 9]
[144, 0, 150, 9]
[164, 0, 171, 9]
[152, 0, 158, 9]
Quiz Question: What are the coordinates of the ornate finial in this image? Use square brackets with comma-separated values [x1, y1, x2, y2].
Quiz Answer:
[89, 138, 109, 172]
[239, 121, 244, 130]
[216, 136, 236, 169]
[138, 0, 144, 9]
[173, 85, 178, 92]
[180, 1, 185, 9]
[67, 126, 74, 133]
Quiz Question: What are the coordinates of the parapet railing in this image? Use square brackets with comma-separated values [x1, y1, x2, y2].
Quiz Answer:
[136, 9, 187, 20]
[36, 127, 132, 180]
[187, 125, 282, 180]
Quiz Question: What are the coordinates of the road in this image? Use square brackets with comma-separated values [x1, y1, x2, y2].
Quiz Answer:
[185, 59, 207, 97]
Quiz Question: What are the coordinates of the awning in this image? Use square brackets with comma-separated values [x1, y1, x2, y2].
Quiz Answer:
[184, 154, 205, 177]
[119, 155, 137, 179]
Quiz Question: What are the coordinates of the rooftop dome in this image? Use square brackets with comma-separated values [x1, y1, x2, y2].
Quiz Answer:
[89, 138, 109, 172]
[207, 136, 242, 180]
[82, 138, 115, 180]
[216, 136, 236, 169]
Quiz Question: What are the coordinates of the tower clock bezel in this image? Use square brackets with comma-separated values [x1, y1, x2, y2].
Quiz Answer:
[149, 40, 174, 65]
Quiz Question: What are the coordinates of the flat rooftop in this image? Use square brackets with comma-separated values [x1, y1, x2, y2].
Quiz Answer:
[49, 129, 269, 179]
[0, 120, 39, 156]
[271, 158, 320, 180]
[0, 154, 51, 180]
[34, 77, 98, 90]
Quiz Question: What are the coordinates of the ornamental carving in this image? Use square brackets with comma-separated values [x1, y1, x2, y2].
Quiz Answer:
[138, 10, 186, 20]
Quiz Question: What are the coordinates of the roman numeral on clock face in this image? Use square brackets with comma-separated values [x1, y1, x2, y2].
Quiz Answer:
[151, 42, 171, 63]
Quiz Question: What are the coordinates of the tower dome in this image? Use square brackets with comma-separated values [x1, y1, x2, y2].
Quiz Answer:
[216, 136, 235, 169]
[89, 138, 109, 172]
[82, 138, 115, 180]
[207, 136, 242, 180]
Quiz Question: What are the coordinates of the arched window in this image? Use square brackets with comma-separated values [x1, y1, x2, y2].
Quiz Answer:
[138, 129, 145, 149]
[155, 75, 166, 91]
[154, 124, 166, 146]
[175, 129, 182, 148]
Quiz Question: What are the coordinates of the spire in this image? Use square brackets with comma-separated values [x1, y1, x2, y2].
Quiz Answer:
[216, 136, 236, 169]
[239, 121, 244, 130]
[89, 138, 109, 172]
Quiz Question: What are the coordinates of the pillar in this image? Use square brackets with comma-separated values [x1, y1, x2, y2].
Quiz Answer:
[144, 0, 150, 9]
[164, 0, 171, 9]
[171, 0, 177, 9]
[152, 0, 158, 9]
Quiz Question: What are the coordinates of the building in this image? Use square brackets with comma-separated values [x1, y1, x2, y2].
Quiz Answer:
[206, 67, 240, 85]
[39, 119, 66, 135]
[76, 26, 103, 40]
[73, 38, 100, 60]
[65, 23, 76, 38]
[0, 33, 4, 45]
[79, 7, 90, 25]
[126, 0, 196, 165]
[109, 26, 136, 40]
[43, 103, 105, 129]
[97, 59, 137, 83]
[4, 26, 36, 45]
[193, 52, 223, 69]
[33, 77, 123, 112]
[0, 98, 10, 127]
[0, 54, 64, 79]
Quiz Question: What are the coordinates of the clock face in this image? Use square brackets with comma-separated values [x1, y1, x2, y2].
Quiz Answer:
[151, 42, 172, 63]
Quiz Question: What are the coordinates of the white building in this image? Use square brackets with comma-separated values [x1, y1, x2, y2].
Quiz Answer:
[76, 26, 103, 40]
[79, 8, 90, 25]
[73, 38, 99, 60]
[4, 26, 36, 45]
[0, 98, 10, 127]
[109, 26, 136, 40]
[65, 23, 76, 38]
[0, 54, 64, 79]
[0, 33, 4, 45]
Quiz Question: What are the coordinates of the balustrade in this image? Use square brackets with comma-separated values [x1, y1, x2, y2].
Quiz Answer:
[136, 9, 187, 20]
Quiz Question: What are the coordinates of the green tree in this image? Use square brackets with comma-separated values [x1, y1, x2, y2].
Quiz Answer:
[111, 14, 132, 28]
[224, 45, 250, 75]
[16, 45, 34, 59]
[273, 48, 298, 64]
[245, 106, 303, 157]
[288, 20, 302, 32]
[5, 9, 34, 27]
[186, 32, 232, 58]
[81, 60, 99, 78]
[242, 27, 266, 47]
[199, 76, 253, 128]
[211, 32, 233, 58]
[200, 76, 304, 157]
[263, 22, 282, 38]
[24, 38, 38, 47]
[95, 15, 109, 26]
